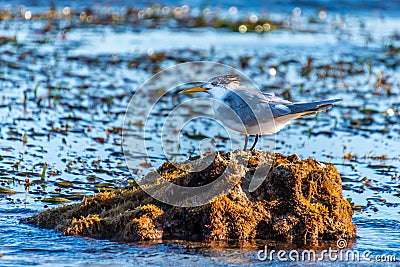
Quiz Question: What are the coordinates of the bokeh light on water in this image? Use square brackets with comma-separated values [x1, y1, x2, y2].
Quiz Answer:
[0, 0, 399, 265]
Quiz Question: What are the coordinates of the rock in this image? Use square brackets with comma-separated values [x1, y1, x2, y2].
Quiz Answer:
[24, 150, 356, 245]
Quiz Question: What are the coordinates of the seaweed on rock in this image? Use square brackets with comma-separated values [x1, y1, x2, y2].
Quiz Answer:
[25, 150, 356, 245]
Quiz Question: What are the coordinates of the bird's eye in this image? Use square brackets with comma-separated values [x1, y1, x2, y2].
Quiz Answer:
[211, 81, 217, 86]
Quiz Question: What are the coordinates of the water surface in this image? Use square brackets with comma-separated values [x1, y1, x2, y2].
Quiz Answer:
[0, 2, 399, 265]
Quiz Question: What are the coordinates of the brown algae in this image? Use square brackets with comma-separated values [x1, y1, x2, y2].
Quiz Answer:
[25, 150, 356, 245]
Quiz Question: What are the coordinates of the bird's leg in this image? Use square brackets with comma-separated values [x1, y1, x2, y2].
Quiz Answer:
[250, 134, 259, 150]
[244, 135, 249, 151]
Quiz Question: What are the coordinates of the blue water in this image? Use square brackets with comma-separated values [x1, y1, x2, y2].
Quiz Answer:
[0, 1, 400, 266]
[1, 212, 399, 266]
[2, 0, 400, 16]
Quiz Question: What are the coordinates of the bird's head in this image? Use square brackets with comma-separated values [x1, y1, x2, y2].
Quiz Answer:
[179, 75, 240, 98]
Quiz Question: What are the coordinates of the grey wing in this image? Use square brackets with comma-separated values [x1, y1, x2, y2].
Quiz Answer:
[261, 92, 293, 118]
[222, 89, 340, 126]
[262, 92, 341, 118]
[220, 90, 259, 125]
[286, 99, 341, 116]
[226, 89, 293, 119]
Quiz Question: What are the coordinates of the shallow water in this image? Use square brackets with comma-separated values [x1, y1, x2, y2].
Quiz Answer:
[0, 1, 400, 266]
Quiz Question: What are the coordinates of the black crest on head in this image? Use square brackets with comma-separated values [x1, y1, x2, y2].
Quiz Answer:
[208, 75, 240, 87]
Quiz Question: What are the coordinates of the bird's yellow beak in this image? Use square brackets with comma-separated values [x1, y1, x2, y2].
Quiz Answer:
[179, 85, 207, 94]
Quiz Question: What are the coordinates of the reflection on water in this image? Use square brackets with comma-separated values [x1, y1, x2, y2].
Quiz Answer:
[0, 2, 400, 266]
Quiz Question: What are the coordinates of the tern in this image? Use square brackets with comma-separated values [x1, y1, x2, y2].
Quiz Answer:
[180, 75, 341, 150]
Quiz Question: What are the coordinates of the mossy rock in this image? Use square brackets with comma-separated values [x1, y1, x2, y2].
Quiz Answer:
[24, 150, 356, 245]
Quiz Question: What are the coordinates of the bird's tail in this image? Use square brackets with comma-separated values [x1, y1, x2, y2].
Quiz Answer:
[289, 98, 342, 117]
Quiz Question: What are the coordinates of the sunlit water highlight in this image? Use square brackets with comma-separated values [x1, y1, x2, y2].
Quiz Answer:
[0, 2, 399, 265]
